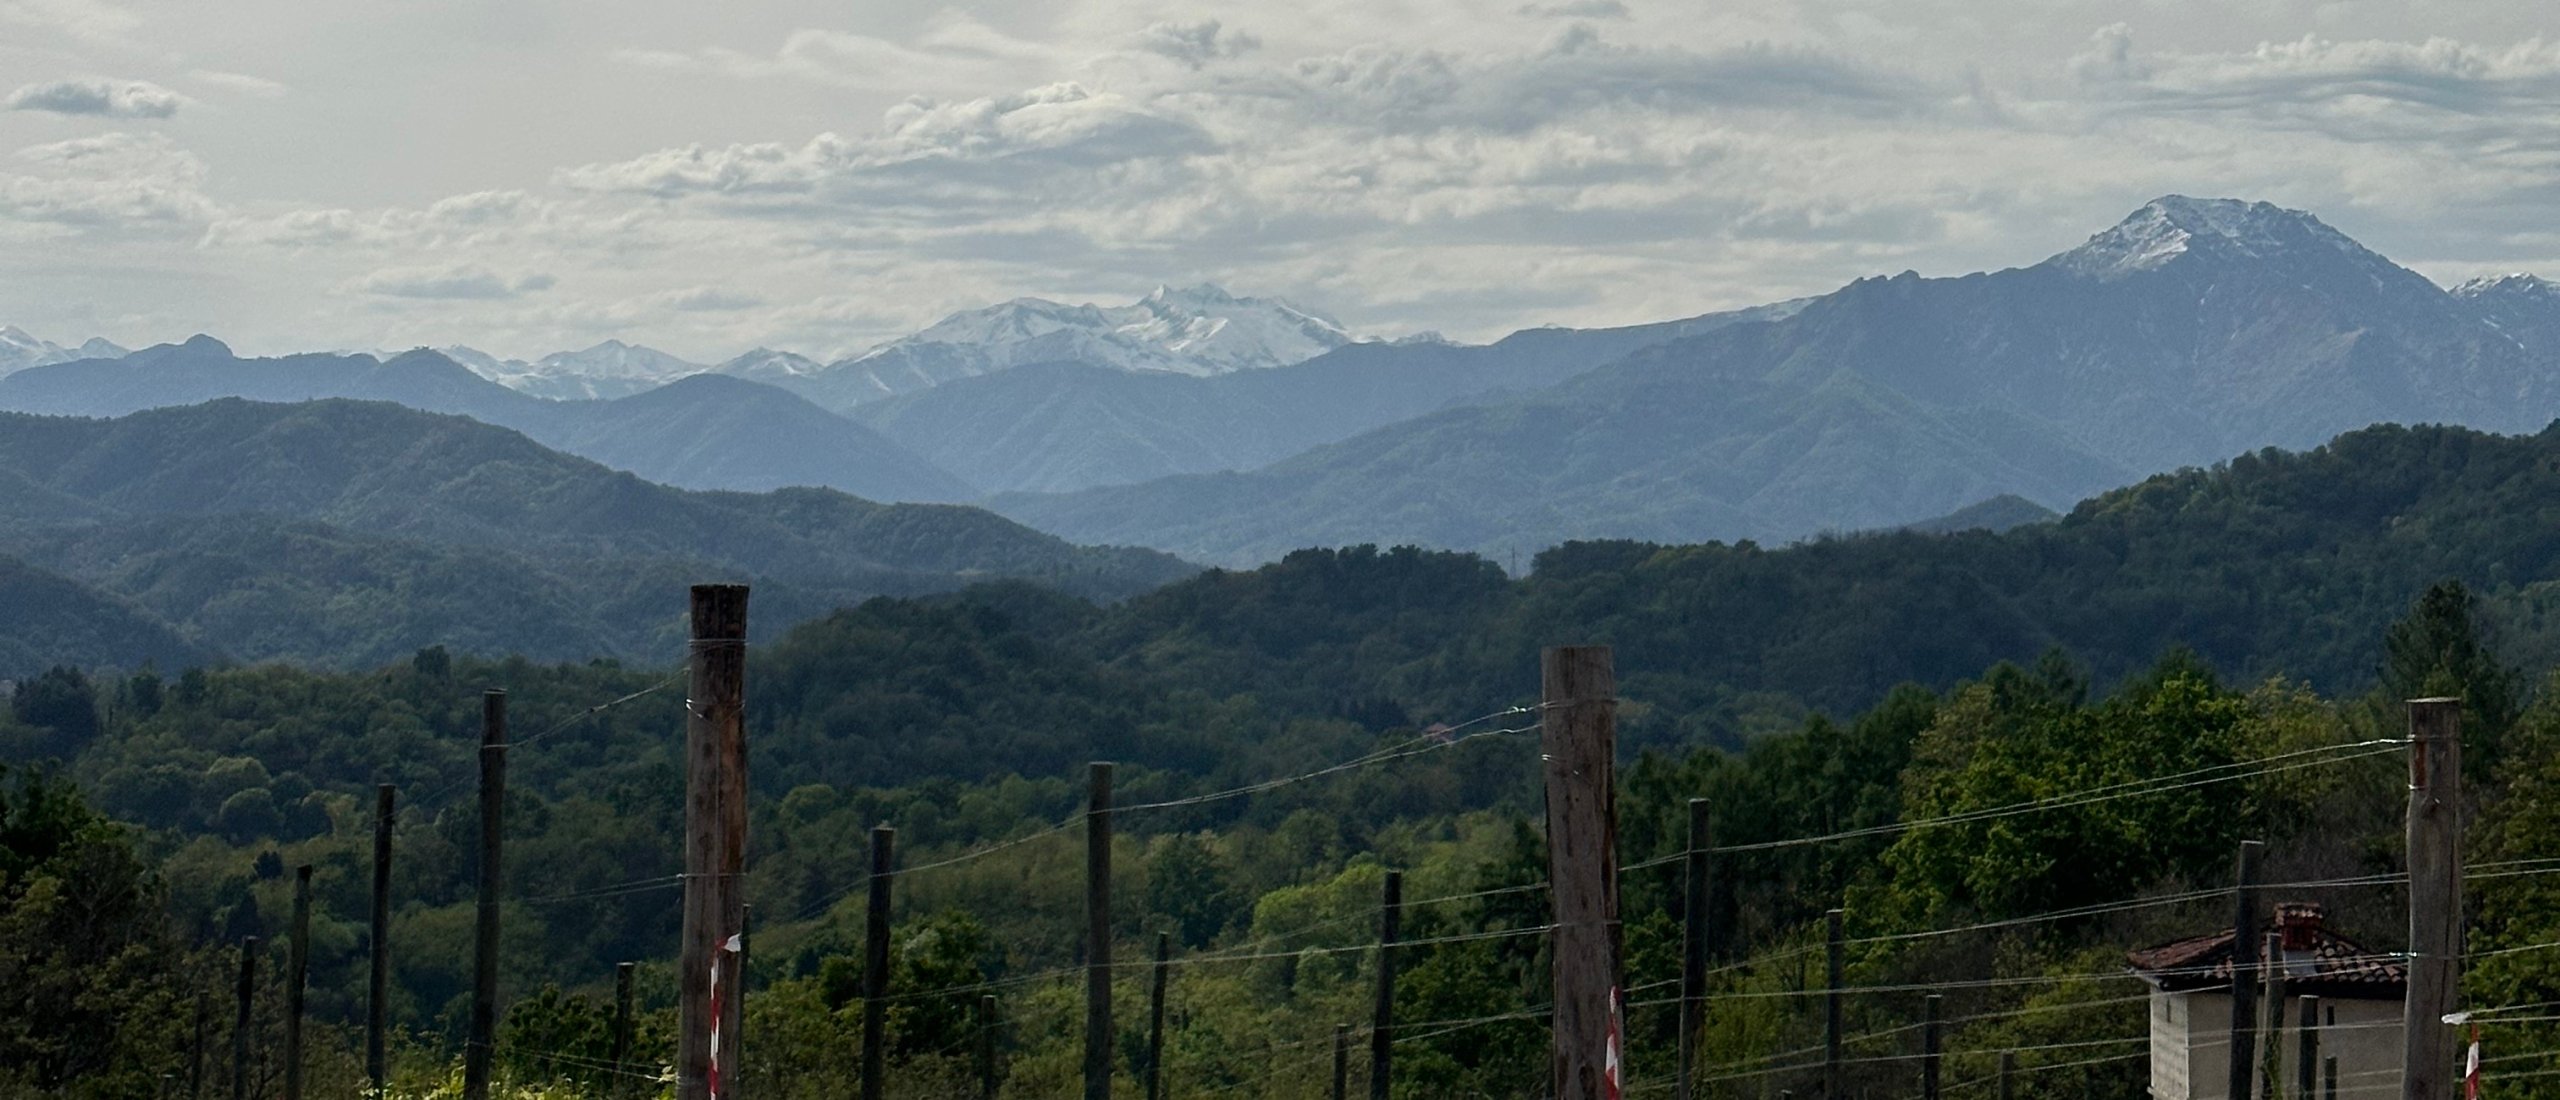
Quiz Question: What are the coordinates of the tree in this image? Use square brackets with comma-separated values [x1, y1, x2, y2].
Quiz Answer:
[2381, 580, 2519, 768]
[0, 768, 194, 1093]
[10, 667, 98, 756]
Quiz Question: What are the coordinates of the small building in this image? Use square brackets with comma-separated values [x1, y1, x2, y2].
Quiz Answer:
[2127, 903, 2404, 1099]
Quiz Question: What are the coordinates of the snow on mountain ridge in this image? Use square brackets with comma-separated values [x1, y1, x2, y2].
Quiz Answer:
[850, 283, 1356, 378]
[2455, 273, 2560, 301]
[2048, 196, 2377, 280]
[0, 326, 130, 376]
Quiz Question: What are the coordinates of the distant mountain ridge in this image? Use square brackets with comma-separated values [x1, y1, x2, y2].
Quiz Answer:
[990, 196, 2560, 564]
[0, 326, 127, 376]
[441, 340, 707, 400]
[854, 299, 1807, 494]
[0, 340, 975, 503]
[0, 399, 1192, 668]
[722, 284, 1361, 412]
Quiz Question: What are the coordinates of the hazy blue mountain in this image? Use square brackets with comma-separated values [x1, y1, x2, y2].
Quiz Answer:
[853, 300, 1806, 494]
[0, 399, 1191, 666]
[0, 342, 974, 503]
[1897, 494, 2059, 535]
[992, 197, 2560, 564]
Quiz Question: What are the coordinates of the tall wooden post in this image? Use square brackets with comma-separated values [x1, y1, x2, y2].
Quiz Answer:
[190, 988, 208, 1100]
[1997, 1051, 2014, 1100]
[2296, 995, 2320, 1100]
[680, 584, 749, 1100]
[231, 936, 256, 1100]
[1542, 645, 1621, 1100]
[2405, 698, 2463, 1100]
[284, 864, 312, 1100]
[862, 826, 894, 1100]
[2260, 930, 2286, 1097]
[1824, 909, 1844, 1099]
[464, 689, 506, 1100]
[1678, 798, 1711, 1100]
[1371, 870, 1402, 1100]
[2227, 839, 2263, 1100]
[1147, 931, 1171, 1100]
[613, 963, 636, 1099]
[1921, 994, 1941, 1100]
[1086, 761, 1116, 1100]
[367, 784, 394, 1096]
[1332, 1024, 1350, 1100]
[977, 994, 1000, 1100]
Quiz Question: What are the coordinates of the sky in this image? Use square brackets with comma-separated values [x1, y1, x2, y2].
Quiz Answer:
[3, 0, 2557, 362]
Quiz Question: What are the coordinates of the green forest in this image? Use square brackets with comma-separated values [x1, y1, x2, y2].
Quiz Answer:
[10, 422, 2560, 1097]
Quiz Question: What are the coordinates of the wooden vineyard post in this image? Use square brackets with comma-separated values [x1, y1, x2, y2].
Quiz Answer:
[463, 690, 506, 1100]
[367, 784, 395, 1096]
[680, 585, 748, 1100]
[1542, 645, 1623, 1100]
[2405, 698, 2463, 1100]
[1087, 761, 1116, 1100]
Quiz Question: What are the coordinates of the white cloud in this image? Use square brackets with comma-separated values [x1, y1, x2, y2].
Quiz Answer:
[0, 0, 138, 42]
[654, 286, 764, 312]
[354, 264, 555, 300]
[610, 16, 1065, 93]
[1517, 1, 1631, 19]
[7, 78, 183, 117]
[189, 70, 287, 98]
[1135, 20, 1261, 68]
[0, 132, 214, 231]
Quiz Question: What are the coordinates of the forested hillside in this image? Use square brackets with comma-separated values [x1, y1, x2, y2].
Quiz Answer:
[0, 399, 1191, 672]
[11, 419, 2560, 1095]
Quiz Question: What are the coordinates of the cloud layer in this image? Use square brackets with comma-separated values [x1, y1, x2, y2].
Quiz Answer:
[7, 78, 182, 117]
[0, 3, 2555, 361]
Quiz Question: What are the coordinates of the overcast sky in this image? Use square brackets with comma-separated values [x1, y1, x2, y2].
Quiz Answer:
[3, 0, 2556, 361]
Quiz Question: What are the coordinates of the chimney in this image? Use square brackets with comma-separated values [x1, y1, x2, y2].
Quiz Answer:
[2275, 902, 2324, 951]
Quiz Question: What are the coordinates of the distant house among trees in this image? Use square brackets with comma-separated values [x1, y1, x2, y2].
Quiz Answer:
[2128, 904, 2404, 1099]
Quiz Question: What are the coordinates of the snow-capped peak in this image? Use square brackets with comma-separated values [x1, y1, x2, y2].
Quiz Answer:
[2048, 196, 2374, 280]
[2453, 273, 2560, 302]
[441, 340, 706, 400]
[849, 284, 1357, 379]
[718, 347, 825, 379]
[0, 326, 129, 375]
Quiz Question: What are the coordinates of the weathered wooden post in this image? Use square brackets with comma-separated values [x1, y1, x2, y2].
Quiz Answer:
[680, 584, 748, 1100]
[367, 784, 395, 1096]
[1542, 645, 1622, 1100]
[231, 937, 256, 1100]
[284, 864, 312, 1100]
[1371, 871, 1402, 1100]
[2405, 698, 2463, 1100]
[1087, 761, 1115, 1100]
[1825, 909, 1844, 1098]
[2227, 839, 2263, 1100]
[464, 690, 506, 1100]
[863, 826, 894, 1100]
[613, 962, 636, 1099]
[1678, 798, 1711, 1100]
[1147, 931, 1171, 1100]
[1921, 994, 1941, 1100]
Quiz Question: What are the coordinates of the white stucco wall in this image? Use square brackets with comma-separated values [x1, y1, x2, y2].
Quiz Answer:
[2148, 989, 2401, 1099]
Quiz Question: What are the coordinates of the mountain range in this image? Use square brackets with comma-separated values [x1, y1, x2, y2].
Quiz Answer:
[0, 398, 1190, 674]
[0, 339, 973, 503]
[9, 196, 2557, 573]
[990, 197, 2560, 563]
[0, 327, 126, 376]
